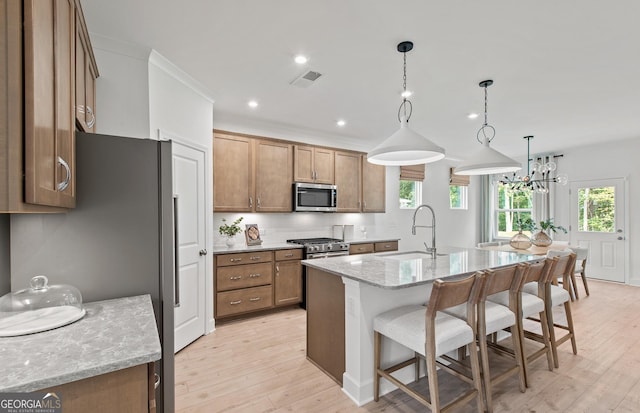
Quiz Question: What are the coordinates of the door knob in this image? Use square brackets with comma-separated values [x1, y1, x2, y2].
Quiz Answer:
[618, 236, 625, 240]
[199, 249, 208, 256]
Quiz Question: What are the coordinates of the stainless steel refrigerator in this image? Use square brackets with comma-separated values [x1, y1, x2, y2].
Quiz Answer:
[10, 132, 175, 412]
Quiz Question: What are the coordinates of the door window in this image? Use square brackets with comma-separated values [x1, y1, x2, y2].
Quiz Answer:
[577, 186, 615, 233]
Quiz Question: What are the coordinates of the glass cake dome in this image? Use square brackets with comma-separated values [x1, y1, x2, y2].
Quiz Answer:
[0, 275, 85, 337]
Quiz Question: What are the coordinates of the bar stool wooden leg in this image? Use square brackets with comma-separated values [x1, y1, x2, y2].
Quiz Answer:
[374, 331, 381, 401]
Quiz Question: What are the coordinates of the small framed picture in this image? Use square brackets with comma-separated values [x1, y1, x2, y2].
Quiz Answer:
[245, 224, 263, 246]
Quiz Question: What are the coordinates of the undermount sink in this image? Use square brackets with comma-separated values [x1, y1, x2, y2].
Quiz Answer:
[380, 251, 448, 260]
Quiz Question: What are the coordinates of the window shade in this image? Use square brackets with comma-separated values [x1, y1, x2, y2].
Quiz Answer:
[450, 168, 470, 186]
[400, 164, 425, 181]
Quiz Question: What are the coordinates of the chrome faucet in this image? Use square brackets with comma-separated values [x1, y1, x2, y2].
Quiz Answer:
[412, 204, 437, 259]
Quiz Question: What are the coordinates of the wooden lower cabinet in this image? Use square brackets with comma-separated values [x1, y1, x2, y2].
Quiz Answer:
[349, 243, 374, 255]
[43, 363, 155, 413]
[216, 285, 273, 317]
[374, 241, 398, 252]
[274, 249, 303, 306]
[215, 249, 303, 319]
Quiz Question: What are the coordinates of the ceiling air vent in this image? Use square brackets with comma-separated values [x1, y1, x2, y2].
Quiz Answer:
[290, 70, 322, 88]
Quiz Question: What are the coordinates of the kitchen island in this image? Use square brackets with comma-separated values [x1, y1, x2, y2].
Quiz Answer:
[302, 247, 540, 406]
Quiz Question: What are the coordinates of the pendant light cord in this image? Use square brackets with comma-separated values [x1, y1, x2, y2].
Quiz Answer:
[476, 81, 496, 144]
[397, 49, 413, 122]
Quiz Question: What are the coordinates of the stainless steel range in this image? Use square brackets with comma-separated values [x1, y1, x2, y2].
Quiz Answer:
[287, 237, 350, 309]
[286, 237, 349, 259]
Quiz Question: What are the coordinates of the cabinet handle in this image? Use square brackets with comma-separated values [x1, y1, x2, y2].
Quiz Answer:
[249, 273, 262, 278]
[250, 256, 261, 261]
[199, 249, 208, 256]
[230, 300, 242, 305]
[57, 156, 71, 192]
[249, 196, 253, 208]
[230, 276, 242, 280]
[154, 373, 161, 390]
[384, 244, 391, 249]
[230, 258, 242, 263]
[257, 197, 261, 208]
[363, 201, 367, 209]
[285, 253, 293, 257]
[249, 297, 261, 302]
[276, 264, 280, 273]
[86, 105, 95, 128]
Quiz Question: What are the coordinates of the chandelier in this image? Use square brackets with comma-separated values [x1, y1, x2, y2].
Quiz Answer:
[500, 136, 568, 193]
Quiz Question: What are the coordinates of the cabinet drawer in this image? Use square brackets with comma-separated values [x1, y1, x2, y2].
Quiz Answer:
[216, 285, 273, 317]
[349, 243, 374, 255]
[275, 249, 303, 261]
[216, 251, 273, 267]
[216, 262, 273, 292]
[374, 241, 398, 252]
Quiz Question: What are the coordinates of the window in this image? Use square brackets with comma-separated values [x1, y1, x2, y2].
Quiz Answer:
[449, 185, 468, 209]
[399, 180, 422, 209]
[495, 183, 532, 238]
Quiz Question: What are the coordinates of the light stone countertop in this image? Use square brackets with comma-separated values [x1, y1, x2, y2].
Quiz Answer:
[345, 238, 400, 244]
[212, 242, 304, 254]
[0, 294, 161, 392]
[303, 246, 541, 289]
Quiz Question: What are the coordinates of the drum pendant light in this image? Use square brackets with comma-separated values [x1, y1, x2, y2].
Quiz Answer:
[454, 80, 521, 175]
[367, 41, 445, 166]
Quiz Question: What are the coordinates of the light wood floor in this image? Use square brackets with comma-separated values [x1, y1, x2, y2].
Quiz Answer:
[175, 280, 640, 412]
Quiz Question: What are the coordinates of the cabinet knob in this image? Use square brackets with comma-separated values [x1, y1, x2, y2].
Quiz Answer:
[199, 249, 208, 256]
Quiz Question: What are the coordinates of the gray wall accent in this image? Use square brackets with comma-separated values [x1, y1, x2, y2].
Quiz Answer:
[0, 215, 10, 295]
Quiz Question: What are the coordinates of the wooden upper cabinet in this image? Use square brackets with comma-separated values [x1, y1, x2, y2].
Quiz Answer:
[335, 151, 361, 212]
[213, 132, 254, 212]
[362, 156, 386, 212]
[74, 1, 98, 133]
[23, 0, 76, 208]
[293, 145, 334, 184]
[255, 139, 292, 212]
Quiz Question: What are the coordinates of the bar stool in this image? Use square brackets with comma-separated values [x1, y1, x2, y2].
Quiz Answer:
[373, 272, 485, 413]
[524, 252, 578, 368]
[444, 264, 527, 413]
[569, 247, 590, 298]
[487, 260, 555, 387]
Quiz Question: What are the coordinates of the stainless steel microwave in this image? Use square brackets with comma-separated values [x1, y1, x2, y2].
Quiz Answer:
[293, 182, 337, 212]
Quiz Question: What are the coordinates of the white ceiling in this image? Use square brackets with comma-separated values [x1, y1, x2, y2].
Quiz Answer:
[80, 0, 640, 160]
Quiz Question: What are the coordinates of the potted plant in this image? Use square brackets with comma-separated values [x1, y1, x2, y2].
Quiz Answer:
[219, 217, 243, 247]
[509, 215, 535, 250]
[531, 218, 567, 247]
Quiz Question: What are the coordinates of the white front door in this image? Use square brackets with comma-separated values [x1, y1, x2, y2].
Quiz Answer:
[569, 178, 626, 283]
[173, 141, 207, 352]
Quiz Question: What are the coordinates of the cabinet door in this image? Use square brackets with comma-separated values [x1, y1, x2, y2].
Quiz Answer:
[313, 147, 334, 184]
[255, 140, 292, 212]
[75, 10, 97, 133]
[335, 151, 361, 212]
[362, 157, 386, 212]
[24, 0, 76, 208]
[274, 260, 302, 306]
[293, 145, 314, 183]
[213, 133, 254, 212]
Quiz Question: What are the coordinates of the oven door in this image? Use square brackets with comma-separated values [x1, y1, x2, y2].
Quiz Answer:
[306, 251, 349, 259]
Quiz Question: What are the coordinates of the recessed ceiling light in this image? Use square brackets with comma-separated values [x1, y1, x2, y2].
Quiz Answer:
[336, 119, 346, 127]
[467, 113, 479, 119]
[248, 100, 258, 108]
[294, 55, 308, 64]
[401, 90, 413, 98]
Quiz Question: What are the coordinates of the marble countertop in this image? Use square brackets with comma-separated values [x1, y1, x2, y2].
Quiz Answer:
[303, 246, 541, 289]
[346, 238, 400, 244]
[212, 242, 304, 254]
[0, 294, 161, 392]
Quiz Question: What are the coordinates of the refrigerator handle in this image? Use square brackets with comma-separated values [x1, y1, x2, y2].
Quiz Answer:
[173, 195, 181, 308]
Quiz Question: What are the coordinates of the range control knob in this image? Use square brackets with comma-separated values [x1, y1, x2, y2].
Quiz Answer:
[326, 243, 332, 251]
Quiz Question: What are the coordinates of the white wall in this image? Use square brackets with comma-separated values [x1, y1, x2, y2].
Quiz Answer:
[148, 51, 215, 333]
[553, 136, 640, 286]
[91, 35, 151, 139]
